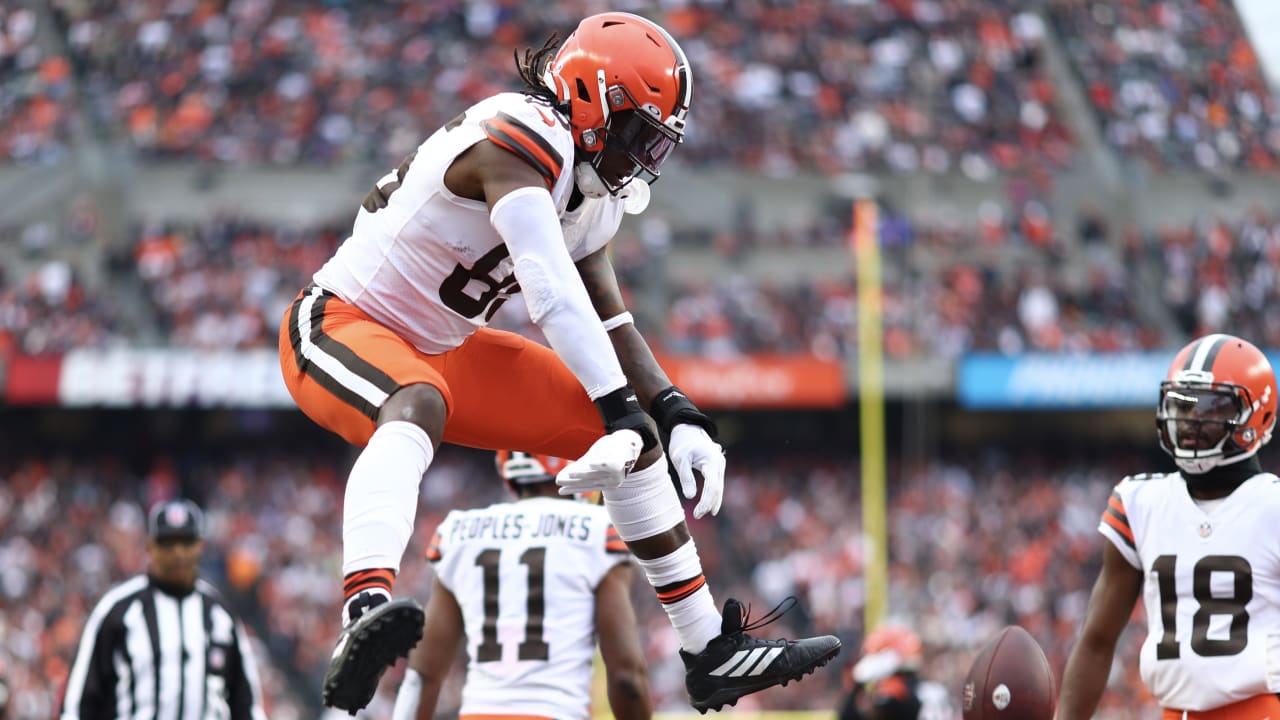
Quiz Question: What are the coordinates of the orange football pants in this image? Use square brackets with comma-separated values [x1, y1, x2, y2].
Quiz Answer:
[278, 286, 604, 457]
[1161, 694, 1280, 720]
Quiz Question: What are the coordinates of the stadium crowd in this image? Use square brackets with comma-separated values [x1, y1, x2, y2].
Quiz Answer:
[15, 0, 1075, 177]
[1154, 207, 1280, 348]
[1049, 0, 1280, 173]
[0, 258, 126, 356]
[662, 208, 1155, 358]
[6, 0, 1272, 175]
[0, 5, 73, 166]
[0, 443, 1171, 718]
[3, 201, 1172, 359]
[20, 183, 1280, 362]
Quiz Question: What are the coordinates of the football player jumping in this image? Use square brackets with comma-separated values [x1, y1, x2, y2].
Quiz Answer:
[276, 12, 839, 715]
[1058, 334, 1280, 720]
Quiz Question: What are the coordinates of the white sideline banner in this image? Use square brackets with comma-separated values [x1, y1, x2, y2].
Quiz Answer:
[58, 349, 294, 408]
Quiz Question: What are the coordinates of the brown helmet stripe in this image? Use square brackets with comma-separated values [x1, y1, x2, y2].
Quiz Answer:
[1183, 333, 1230, 373]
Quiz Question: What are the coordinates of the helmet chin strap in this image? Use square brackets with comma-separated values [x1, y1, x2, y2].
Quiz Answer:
[1175, 456, 1226, 475]
[575, 162, 611, 198]
[1175, 445, 1255, 475]
[573, 162, 651, 212]
[1182, 453, 1262, 495]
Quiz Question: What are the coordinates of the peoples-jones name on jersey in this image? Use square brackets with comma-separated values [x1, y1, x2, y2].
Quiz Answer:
[449, 511, 594, 543]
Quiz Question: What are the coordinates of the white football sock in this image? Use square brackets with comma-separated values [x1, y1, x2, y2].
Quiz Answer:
[342, 421, 433, 576]
[636, 540, 722, 654]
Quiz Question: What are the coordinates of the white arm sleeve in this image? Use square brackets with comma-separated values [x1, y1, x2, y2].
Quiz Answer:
[490, 187, 627, 400]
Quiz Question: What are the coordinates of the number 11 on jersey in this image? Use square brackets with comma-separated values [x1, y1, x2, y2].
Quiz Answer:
[474, 547, 550, 662]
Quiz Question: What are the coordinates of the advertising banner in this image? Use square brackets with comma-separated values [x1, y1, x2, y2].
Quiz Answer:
[4, 350, 847, 410]
[655, 354, 846, 409]
[958, 351, 1280, 409]
[0, 349, 293, 408]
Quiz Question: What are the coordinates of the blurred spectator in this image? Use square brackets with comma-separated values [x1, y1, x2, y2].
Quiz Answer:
[0, 655, 9, 720]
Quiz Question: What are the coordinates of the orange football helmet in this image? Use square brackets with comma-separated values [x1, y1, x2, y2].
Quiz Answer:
[495, 451, 570, 490]
[1157, 333, 1277, 474]
[544, 12, 692, 194]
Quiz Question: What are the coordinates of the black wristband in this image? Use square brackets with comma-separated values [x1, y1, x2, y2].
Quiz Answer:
[593, 386, 659, 452]
[649, 385, 718, 440]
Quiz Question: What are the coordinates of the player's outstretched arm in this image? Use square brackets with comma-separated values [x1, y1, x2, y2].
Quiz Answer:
[574, 247, 671, 408]
[392, 578, 464, 720]
[1057, 542, 1142, 720]
[595, 563, 653, 720]
[576, 247, 725, 518]
[465, 140, 659, 487]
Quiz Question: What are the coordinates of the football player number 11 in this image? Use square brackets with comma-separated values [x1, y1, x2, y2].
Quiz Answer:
[474, 547, 550, 662]
[1153, 554, 1251, 659]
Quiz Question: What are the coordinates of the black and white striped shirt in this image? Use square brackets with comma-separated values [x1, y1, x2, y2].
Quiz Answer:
[60, 575, 267, 720]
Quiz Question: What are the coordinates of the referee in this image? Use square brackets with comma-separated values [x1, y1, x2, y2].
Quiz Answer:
[59, 499, 267, 720]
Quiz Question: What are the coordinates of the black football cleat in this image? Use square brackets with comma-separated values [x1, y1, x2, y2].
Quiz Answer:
[322, 596, 425, 715]
[681, 597, 841, 714]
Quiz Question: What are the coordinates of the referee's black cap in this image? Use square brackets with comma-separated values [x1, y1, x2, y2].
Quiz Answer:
[148, 499, 204, 542]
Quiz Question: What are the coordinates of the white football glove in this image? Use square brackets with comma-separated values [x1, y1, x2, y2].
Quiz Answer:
[556, 429, 643, 495]
[668, 424, 725, 518]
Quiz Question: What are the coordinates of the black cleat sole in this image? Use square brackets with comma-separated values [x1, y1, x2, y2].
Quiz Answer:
[322, 599, 425, 714]
[691, 639, 842, 714]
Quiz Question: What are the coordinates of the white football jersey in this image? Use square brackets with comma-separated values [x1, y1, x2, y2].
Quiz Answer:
[313, 92, 627, 354]
[1098, 471, 1280, 710]
[427, 497, 630, 720]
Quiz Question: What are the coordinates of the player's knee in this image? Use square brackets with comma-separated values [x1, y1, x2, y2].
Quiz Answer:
[379, 384, 447, 442]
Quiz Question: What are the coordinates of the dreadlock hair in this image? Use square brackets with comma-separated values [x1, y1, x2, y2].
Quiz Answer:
[515, 33, 563, 106]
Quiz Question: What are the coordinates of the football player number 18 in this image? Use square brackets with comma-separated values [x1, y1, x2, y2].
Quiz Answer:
[1153, 554, 1251, 659]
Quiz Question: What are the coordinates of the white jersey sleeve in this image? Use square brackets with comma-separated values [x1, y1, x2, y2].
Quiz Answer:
[312, 92, 618, 356]
[1100, 471, 1280, 711]
[425, 498, 629, 720]
[475, 96, 577, 192]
